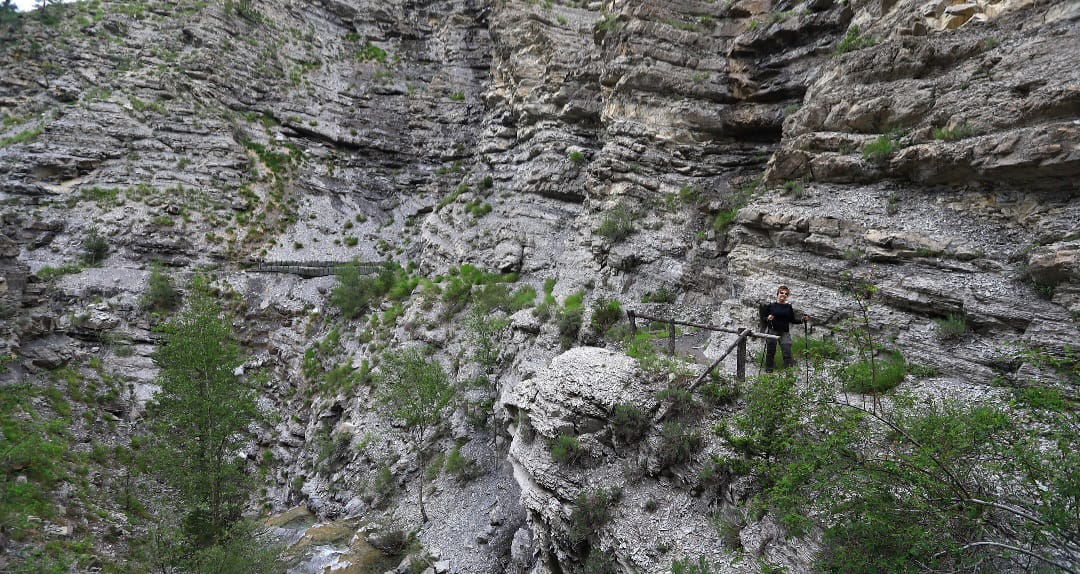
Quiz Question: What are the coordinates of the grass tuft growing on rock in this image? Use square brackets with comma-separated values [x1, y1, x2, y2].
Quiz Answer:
[595, 202, 636, 243]
[833, 25, 877, 55]
[839, 350, 906, 393]
[549, 433, 584, 465]
[935, 313, 969, 340]
[932, 125, 974, 141]
[862, 134, 897, 162]
[611, 403, 649, 445]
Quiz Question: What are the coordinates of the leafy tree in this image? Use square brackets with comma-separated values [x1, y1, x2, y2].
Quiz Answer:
[465, 308, 506, 372]
[147, 279, 257, 545]
[0, 0, 19, 31]
[715, 362, 1078, 573]
[377, 347, 457, 522]
[187, 520, 284, 574]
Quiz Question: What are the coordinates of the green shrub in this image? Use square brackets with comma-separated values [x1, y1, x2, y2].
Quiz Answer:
[557, 291, 586, 349]
[611, 403, 649, 445]
[466, 310, 508, 370]
[657, 387, 701, 419]
[550, 434, 584, 465]
[581, 551, 619, 574]
[839, 350, 906, 393]
[833, 25, 877, 55]
[568, 487, 619, 544]
[242, 140, 297, 175]
[671, 556, 712, 574]
[331, 263, 412, 319]
[794, 335, 843, 361]
[532, 279, 558, 320]
[436, 265, 520, 319]
[699, 382, 738, 407]
[82, 227, 109, 265]
[657, 421, 702, 468]
[589, 298, 622, 335]
[557, 309, 583, 348]
[144, 265, 181, 313]
[699, 454, 748, 491]
[369, 464, 397, 508]
[642, 286, 676, 303]
[712, 209, 738, 234]
[716, 371, 800, 461]
[356, 42, 387, 63]
[595, 203, 635, 243]
[935, 313, 968, 340]
[443, 443, 479, 484]
[862, 134, 897, 162]
[323, 363, 364, 394]
[816, 493, 938, 574]
[465, 198, 492, 218]
[472, 283, 512, 314]
[568, 150, 585, 164]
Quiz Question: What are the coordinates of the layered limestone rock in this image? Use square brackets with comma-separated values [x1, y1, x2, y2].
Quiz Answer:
[767, 0, 1080, 190]
[504, 346, 817, 573]
[0, 0, 1076, 572]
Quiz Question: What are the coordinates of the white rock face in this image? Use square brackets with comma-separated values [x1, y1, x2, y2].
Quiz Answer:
[0, 0, 1076, 571]
[504, 347, 815, 573]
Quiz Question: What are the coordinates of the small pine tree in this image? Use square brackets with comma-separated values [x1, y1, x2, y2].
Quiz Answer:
[82, 227, 109, 265]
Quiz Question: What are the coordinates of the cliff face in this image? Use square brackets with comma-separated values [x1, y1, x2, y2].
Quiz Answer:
[0, 0, 1077, 572]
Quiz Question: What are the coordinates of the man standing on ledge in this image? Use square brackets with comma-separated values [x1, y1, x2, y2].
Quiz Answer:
[764, 285, 809, 373]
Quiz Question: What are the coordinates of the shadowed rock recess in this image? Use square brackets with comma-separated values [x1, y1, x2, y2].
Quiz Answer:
[0, 0, 1077, 572]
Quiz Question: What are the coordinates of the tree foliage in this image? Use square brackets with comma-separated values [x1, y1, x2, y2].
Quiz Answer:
[148, 279, 257, 545]
[331, 262, 414, 319]
[377, 347, 457, 521]
[715, 364, 1078, 573]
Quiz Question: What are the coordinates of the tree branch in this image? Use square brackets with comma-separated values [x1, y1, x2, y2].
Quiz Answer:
[829, 399, 973, 501]
[956, 541, 1078, 574]
[958, 498, 1047, 527]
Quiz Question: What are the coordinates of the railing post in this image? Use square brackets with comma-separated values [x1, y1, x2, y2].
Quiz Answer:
[668, 322, 676, 355]
[736, 334, 747, 382]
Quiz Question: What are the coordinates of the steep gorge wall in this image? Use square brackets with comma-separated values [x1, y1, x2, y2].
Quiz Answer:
[0, 0, 1077, 572]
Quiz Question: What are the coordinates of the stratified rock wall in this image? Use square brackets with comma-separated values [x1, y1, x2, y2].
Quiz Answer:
[0, 0, 1076, 572]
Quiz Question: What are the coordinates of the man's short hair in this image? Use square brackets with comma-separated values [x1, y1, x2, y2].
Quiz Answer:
[777, 285, 790, 294]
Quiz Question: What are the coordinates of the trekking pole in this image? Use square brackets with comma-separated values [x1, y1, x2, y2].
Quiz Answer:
[761, 320, 772, 374]
[803, 320, 810, 385]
